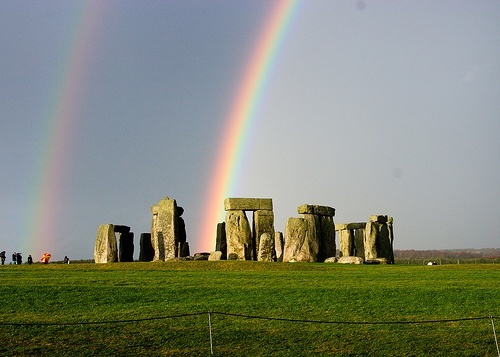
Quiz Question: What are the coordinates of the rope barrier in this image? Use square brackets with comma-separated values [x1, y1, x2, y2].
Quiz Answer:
[212, 311, 497, 325]
[2, 311, 498, 355]
[0, 311, 207, 326]
[2, 311, 497, 327]
[1, 311, 498, 326]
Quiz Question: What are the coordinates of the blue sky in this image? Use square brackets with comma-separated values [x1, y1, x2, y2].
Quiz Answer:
[1, 1, 499, 260]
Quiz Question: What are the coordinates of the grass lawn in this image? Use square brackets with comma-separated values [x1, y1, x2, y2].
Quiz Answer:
[1, 261, 499, 356]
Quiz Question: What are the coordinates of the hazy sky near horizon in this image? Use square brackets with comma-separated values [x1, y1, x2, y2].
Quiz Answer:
[1, 0, 499, 260]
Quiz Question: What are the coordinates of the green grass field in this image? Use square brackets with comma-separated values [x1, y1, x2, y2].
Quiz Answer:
[1, 262, 499, 356]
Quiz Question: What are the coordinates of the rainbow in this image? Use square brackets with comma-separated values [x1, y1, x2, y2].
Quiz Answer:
[198, 0, 301, 251]
[23, 1, 107, 257]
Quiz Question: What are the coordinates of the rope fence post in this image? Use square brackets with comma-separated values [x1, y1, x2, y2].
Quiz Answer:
[491, 315, 500, 357]
[208, 311, 214, 356]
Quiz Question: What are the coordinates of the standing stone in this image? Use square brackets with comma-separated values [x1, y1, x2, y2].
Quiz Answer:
[364, 215, 394, 263]
[296, 204, 335, 261]
[283, 217, 318, 262]
[176, 206, 187, 246]
[181, 242, 190, 258]
[94, 224, 118, 263]
[338, 228, 354, 257]
[274, 231, 284, 262]
[158, 197, 177, 260]
[225, 210, 252, 260]
[354, 228, 365, 259]
[150, 205, 162, 261]
[319, 215, 336, 260]
[257, 233, 274, 262]
[386, 217, 395, 264]
[119, 232, 134, 262]
[151, 197, 178, 261]
[364, 220, 378, 261]
[139, 233, 154, 261]
[253, 210, 275, 260]
[215, 222, 227, 259]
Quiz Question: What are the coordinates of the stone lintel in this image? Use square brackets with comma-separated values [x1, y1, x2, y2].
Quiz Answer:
[335, 222, 366, 231]
[224, 198, 273, 211]
[369, 215, 388, 223]
[297, 204, 335, 217]
[113, 225, 131, 233]
[346, 222, 366, 230]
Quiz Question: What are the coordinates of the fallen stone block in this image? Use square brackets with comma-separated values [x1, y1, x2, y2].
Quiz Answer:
[337, 256, 364, 264]
[208, 251, 223, 261]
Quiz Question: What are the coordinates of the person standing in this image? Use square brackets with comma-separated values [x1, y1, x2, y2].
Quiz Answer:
[16, 252, 22, 265]
[63, 256, 70, 264]
[12, 252, 16, 265]
[27, 255, 33, 265]
[0, 251, 5, 265]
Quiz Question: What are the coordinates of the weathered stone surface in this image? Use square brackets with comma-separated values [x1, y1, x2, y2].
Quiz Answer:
[119, 232, 134, 262]
[338, 229, 354, 257]
[151, 197, 178, 261]
[215, 222, 227, 259]
[297, 204, 335, 217]
[208, 251, 223, 261]
[253, 210, 274, 260]
[337, 256, 364, 264]
[139, 233, 154, 262]
[94, 224, 118, 263]
[225, 210, 252, 260]
[364, 216, 395, 264]
[150, 205, 161, 260]
[319, 215, 336, 260]
[335, 223, 348, 230]
[159, 197, 177, 260]
[274, 231, 284, 262]
[224, 197, 273, 211]
[257, 233, 274, 262]
[283, 217, 319, 262]
[365, 258, 387, 264]
[324, 257, 338, 263]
